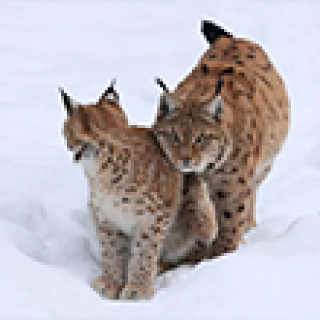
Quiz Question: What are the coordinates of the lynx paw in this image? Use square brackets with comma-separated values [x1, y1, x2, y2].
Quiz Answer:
[91, 277, 122, 300]
[119, 284, 155, 300]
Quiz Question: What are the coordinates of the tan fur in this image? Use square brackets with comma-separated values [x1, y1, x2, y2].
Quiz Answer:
[62, 91, 217, 299]
[153, 35, 290, 260]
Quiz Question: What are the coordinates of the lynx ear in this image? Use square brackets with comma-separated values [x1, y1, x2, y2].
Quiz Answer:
[159, 92, 176, 117]
[58, 87, 79, 115]
[201, 20, 232, 44]
[207, 96, 224, 121]
[155, 77, 176, 117]
[99, 79, 119, 103]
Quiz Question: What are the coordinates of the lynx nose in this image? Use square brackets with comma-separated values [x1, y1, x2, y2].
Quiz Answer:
[180, 158, 192, 168]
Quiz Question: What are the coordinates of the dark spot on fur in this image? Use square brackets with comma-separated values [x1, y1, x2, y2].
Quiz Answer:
[112, 174, 123, 184]
[216, 153, 222, 161]
[201, 64, 209, 74]
[156, 216, 164, 223]
[239, 220, 245, 226]
[222, 67, 234, 74]
[231, 148, 241, 158]
[142, 233, 149, 240]
[122, 197, 129, 204]
[224, 211, 232, 219]
[112, 166, 120, 174]
[101, 162, 108, 170]
[108, 145, 114, 154]
[136, 198, 144, 205]
[262, 64, 271, 71]
[164, 200, 172, 207]
[207, 163, 215, 170]
[238, 177, 245, 184]
[147, 205, 156, 214]
[216, 190, 227, 199]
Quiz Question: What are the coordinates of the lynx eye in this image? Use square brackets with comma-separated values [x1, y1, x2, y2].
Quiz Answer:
[172, 132, 182, 143]
[194, 134, 212, 144]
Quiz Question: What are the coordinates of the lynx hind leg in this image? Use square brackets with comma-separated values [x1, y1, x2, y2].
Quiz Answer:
[185, 174, 218, 243]
[91, 221, 128, 300]
[120, 212, 172, 300]
[246, 159, 273, 231]
[246, 188, 257, 232]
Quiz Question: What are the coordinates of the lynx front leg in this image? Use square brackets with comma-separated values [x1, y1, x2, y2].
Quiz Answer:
[120, 217, 170, 300]
[207, 176, 252, 258]
[91, 221, 127, 300]
[185, 174, 218, 243]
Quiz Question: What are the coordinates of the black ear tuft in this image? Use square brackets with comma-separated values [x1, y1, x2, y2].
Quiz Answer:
[201, 20, 232, 44]
[155, 77, 169, 92]
[100, 79, 119, 102]
[58, 87, 73, 115]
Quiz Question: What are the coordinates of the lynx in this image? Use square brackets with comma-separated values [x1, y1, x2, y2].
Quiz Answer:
[60, 82, 217, 299]
[152, 21, 290, 260]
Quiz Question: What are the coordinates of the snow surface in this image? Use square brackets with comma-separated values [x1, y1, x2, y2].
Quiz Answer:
[1, 1, 320, 318]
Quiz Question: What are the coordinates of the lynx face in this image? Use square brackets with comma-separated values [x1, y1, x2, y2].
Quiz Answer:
[63, 105, 98, 161]
[61, 85, 127, 162]
[153, 93, 232, 173]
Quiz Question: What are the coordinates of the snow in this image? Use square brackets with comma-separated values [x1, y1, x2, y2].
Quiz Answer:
[1, 1, 320, 318]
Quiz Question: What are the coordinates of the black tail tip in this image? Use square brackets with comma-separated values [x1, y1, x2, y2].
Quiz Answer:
[201, 20, 232, 44]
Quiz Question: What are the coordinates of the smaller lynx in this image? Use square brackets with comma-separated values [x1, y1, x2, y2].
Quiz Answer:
[60, 82, 217, 300]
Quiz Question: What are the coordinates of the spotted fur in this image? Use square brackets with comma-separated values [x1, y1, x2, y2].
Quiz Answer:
[152, 21, 290, 260]
[60, 85, 218, 299]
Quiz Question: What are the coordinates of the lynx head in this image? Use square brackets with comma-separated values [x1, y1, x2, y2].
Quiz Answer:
[59, 80, 128, 162]
[152, 77, 232, 173]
